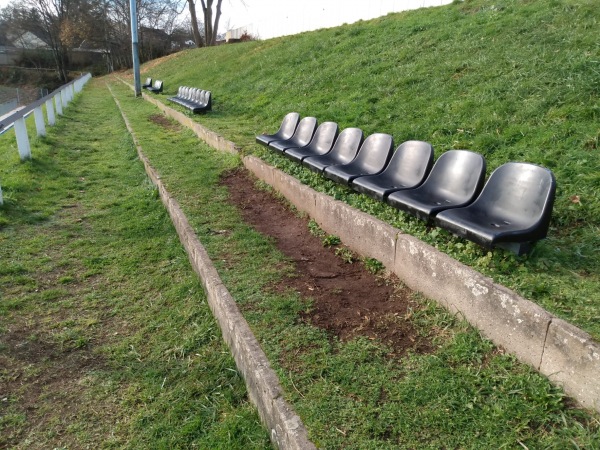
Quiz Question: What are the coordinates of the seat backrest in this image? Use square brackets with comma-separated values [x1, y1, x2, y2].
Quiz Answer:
[471, 162, 556, 226]
[145, 77, 152, 85]
[306, 122, 339, 153]
[205, 91, 212, 109]
[327, 128, 364, 164]
[351, 133, 394, 172]
[290, 117, 317, 146]
[420, 150, 486, 202]
[383, 140, 434, 187]
[177, 86, 184, 97]
[154, 80, 163, 90]
[274, 112, 300, 139]
[195, 89, 203, 103]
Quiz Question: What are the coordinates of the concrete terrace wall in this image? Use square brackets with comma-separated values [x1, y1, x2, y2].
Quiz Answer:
[243, 156, 600, 412]
[110, 86, 317, 450]
[134, 83, 600, 413]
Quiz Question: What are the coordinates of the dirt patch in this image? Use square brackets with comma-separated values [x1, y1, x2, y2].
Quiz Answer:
[0, 207, 117, 448]
[0, 320, 109, 448]
[149, 113, 182, 132]
[221, 168, 432, 356]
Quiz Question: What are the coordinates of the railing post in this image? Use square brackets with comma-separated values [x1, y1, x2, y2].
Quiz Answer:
[14, 117, 32, 161]
[55, 93, 63, 116]
[46, 98, 56, 126]
[34, 106, 46, 137]
[61, 89, 68, 108]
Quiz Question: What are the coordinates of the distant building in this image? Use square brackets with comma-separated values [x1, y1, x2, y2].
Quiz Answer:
[11, 31, 49, 49]
[225, 24, 259, 42]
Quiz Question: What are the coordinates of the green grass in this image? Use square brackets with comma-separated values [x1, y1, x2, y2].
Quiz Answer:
[127, 0, 600, 340]
[105, 79, 600, 447]
[0, 82, 270, 448]
[2, 0, 600, 446]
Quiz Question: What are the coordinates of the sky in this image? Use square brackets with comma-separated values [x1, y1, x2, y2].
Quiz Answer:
[221, 0, 452, 40]
[0, 0, 452, 41]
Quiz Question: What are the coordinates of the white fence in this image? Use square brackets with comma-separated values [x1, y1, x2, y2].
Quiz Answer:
[0, 73, 92, 205]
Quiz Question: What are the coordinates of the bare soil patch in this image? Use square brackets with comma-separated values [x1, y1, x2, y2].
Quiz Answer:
[221, 168, 432, 356]
[0, 208, 117, 449]
[0, 319, 109, 448]
[149, 113, 182, 132]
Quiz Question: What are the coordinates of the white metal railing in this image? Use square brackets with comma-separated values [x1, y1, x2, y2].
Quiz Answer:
[0, 73, 92, 205]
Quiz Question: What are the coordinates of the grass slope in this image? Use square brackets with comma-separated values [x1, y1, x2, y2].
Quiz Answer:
[105, 79, 600, 448]
[1, 76, 598, 448]
[134, 0, 600, 338]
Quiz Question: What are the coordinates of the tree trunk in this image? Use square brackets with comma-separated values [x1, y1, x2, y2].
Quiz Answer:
[211, 0, 223, 46]
[200, 0, 223, 46]
[200, 0, 212, 46]
[187, 0, 204, 47]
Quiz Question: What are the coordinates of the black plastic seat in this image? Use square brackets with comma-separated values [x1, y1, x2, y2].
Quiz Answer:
[302, 128, 364, 173]
[351, 140, 434, 201]
[435, 162, 556, 255]
[142, 77, 152, 88]
[192, 90, 212, 112]
[146, 80, 163, 93]
[386, 150, 486, 221]
[323, 133, 394, 185]
[269, 117, 317, 152]
[256, 112, 300, 146]
[283, 122, 339, 162]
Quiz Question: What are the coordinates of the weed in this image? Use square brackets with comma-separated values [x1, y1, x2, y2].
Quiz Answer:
[334, 246, 355, 264]
[363, 257, 385, 274]
[307, 219, 325, 238]
[322, 235, 341, 247]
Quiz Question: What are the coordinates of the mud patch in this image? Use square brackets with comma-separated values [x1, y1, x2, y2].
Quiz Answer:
[149, 113, 182, 132]
[221, 168, 432, 355]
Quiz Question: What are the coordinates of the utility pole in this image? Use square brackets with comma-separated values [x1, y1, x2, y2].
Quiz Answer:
[130, 0, 141, 96]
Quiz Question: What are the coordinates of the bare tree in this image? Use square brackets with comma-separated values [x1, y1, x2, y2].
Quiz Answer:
[9, 0, 84, 81]
[3, 0, 195, 76]
[185, 0, 223, 47]
[97, 0, 181, 69]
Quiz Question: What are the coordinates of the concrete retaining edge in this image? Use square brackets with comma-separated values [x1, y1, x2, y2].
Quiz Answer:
[117, 77, 599, 413]
[245, 155, 600, 412]
[108, 84, 316, 450]
[142, 92, 240, 155]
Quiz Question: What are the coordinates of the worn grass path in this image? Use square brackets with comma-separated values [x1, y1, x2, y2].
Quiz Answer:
[0, 80, 270, 449]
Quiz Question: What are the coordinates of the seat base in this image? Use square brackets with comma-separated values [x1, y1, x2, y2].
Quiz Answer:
[496, 241, 533, 256]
